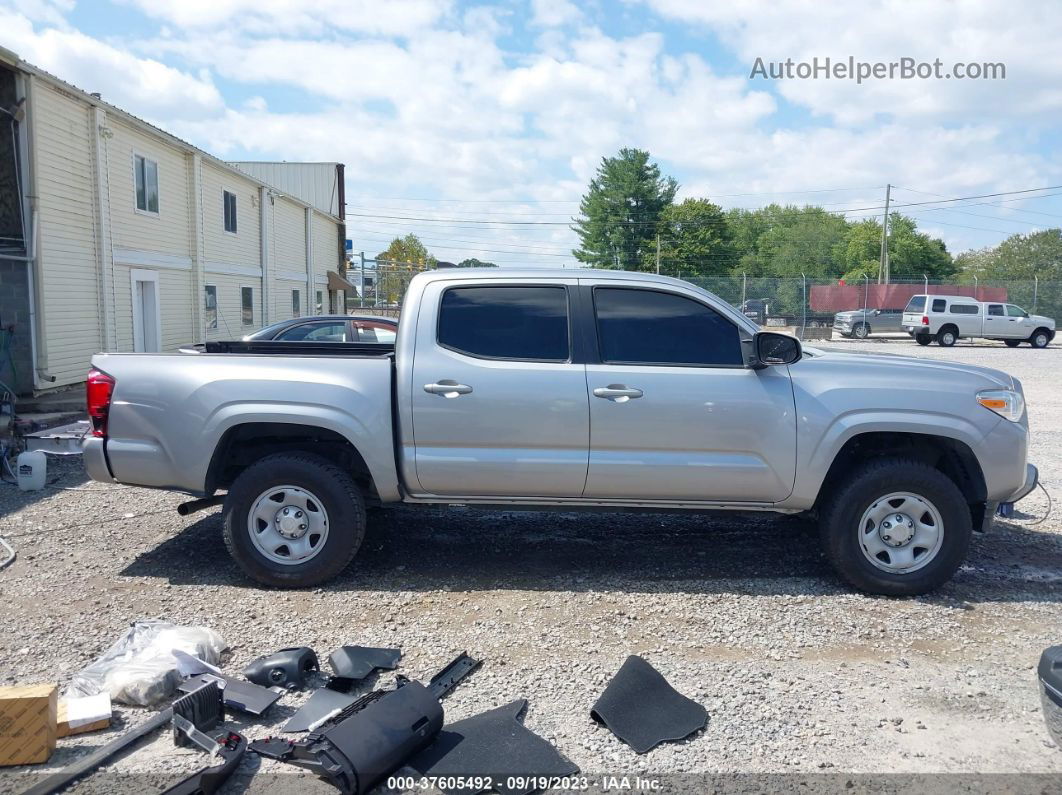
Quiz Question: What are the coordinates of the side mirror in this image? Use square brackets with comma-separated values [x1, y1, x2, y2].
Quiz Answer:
[751, 331, 802, 368]
[874, 309, 881, 315]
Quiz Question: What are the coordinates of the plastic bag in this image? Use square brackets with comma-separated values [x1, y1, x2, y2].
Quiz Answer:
[66, 620, 227, 706]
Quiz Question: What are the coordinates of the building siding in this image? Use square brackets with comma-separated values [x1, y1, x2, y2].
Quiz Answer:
[19, 61, 345, 391]
[33, 81, 102, 386]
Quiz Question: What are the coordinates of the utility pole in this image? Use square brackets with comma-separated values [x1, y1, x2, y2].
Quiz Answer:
[878, 183, 891, 284]
[655, 234, 661, 274]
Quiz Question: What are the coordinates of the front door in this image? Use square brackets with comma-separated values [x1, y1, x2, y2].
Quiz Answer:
[582, 284, 797, 503]
[131, 270, 160, 352]
[1006, 304, 1033, 338]
[409, 281, 589, 497]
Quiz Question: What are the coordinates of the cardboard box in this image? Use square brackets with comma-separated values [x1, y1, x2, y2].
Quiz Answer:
[57, 694, 111, 738]
[0, 684, 57, 766]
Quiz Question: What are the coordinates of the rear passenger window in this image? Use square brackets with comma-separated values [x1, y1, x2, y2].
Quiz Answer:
[949, 304, 979, 314]
[931, 299, 946, 312]
[594, 288, 742, 366]
[987, 304, 1004, 316]
[438, 286, 569, 360]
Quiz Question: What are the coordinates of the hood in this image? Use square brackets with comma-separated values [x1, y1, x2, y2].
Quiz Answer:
[800, 346, 1015, 389]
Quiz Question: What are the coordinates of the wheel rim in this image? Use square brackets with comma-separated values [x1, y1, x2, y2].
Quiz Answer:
[942, 332, 955, 345]
[248, 484, 330, 565]
[1035, 333, 1047, 347]
[855, 325, 868, 338]
[858, 492, 944, 575]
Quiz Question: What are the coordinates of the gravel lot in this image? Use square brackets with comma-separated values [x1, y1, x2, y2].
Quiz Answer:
[1, 337, 1060, 793]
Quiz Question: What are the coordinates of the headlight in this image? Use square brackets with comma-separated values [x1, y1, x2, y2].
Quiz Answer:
[977, 389, 1025, 422]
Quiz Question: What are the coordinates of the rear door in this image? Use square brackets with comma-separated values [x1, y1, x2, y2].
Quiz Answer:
[581, 281, 796, 503]
[984, 303, 1008, 337]
[408, 280, 589, 497]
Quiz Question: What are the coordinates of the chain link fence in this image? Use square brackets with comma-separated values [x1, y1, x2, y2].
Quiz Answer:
[350, 264, 1060, 340]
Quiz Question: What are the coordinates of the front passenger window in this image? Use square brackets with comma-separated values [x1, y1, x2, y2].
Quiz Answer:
[593, 288, 742, 366]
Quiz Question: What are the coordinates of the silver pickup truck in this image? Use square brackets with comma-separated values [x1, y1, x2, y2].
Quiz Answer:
[83, 269, 1039, 596]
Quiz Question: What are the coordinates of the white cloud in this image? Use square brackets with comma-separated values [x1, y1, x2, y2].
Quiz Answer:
[0, 9, 223, 118]
[641, 0, 1062, 124]
[118, 0, 452, 36]
[530, 0, 583, 27]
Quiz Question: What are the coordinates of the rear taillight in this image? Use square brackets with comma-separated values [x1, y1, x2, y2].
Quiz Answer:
[921, 315, 929, 325]
[86, 368, 115, 438]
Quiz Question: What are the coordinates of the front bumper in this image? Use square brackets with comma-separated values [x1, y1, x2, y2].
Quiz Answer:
[1007, 463, 1039, 504]
[81, 436, 115, 483]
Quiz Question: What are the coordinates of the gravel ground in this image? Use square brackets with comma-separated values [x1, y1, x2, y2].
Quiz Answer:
[1, 336, 1060, 793]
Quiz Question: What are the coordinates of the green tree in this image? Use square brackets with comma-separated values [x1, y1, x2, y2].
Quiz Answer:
[375, 234, 437, 267]
[456, 258, 498, 267]
[572, 148, 677, 270]
[652, 198, 735, 276]
[884, 214, 953, 279]
[956, 228, 1062, 281]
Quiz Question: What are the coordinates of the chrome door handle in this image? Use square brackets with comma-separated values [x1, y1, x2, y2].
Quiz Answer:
[424, 380, 473, 397]
[593, 384, 643, 402]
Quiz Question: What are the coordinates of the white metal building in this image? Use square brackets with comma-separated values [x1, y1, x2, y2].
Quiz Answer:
[0, 49, 349, 394]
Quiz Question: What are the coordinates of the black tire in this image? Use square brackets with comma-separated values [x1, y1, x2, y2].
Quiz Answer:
[937, 326, 957, 347]
[1030, 328, 1051, 349]
[1004, 339, 1021, 348]
[853, 323, 870, 339]
[818, 458, 971, 596]
[915, 334, 932, 346]
[222, 452, 365, 587]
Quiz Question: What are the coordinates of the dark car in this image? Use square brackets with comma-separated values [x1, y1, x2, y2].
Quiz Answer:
[243, 315, 398, 344]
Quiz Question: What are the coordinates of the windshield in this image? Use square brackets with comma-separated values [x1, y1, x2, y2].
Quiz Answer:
[904, 296, 926, 313]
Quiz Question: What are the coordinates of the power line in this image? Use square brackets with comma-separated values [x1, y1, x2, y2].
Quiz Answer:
[343, 185, 884, 204]
[893, 185, 1062, 221]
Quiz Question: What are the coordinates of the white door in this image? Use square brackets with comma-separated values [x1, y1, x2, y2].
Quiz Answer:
[1006, 304, 1033, 338]
[130, 270, 161, 352]
[984, 303, 1008, 337]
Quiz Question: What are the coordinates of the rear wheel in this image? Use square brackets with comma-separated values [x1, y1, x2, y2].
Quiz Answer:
[818, 458, 971, 595]
[1031, 329, 1051, 349]
[915, 334, 932, 346]
[1004, 339, 1022, 348]
[853, 323, 870, 339]
[937, 327, 957, 347]
[222, 452, 365, 587]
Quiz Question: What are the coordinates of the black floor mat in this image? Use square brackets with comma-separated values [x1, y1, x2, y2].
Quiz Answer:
[409, 700, 579, 795]
[590, 655, 708, 754]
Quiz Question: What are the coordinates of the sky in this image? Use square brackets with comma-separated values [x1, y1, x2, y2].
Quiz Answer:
[3, 0, 1062, 267]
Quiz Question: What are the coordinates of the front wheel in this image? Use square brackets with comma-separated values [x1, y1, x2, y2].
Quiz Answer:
[853, 323, 870, 339]
[818, 458, 971, 595]
[222, 452, 365, 587]
[1030, 329, 1051, 349]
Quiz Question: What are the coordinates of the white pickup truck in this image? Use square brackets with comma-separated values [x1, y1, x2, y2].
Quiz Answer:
[82, 269, 1039, 596]
[902, 294, 1056, 348]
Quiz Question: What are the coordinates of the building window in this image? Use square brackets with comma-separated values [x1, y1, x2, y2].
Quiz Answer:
[133, 154, 159, 214]
[241, 287, 253, 326]
[292, 289, 301, 318]
[223, 190, 237, 233]
[204, 285, 217, 330]
[316, 290, 323, 315]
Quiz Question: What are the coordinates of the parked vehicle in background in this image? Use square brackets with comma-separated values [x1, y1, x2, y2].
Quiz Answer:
[84, 269, 1039, 597]
[833, 308, 904, 339]
[741, 298, 769, 325]
[902, 295, 1055, 348]
[244, 315, 398, 344]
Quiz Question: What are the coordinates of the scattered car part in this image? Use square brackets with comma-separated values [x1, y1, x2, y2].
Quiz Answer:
[328, 645, 401, 689]
[172, 681, 224, 748]
[161, 731, 248, 795]
[243, 646, 319, 689]
[590, 655, 708, 754]
[251, 652, 481, 795]
[409, 699, 578, 794]
[1040, 645, 1062, 748]
[22, 682, 225, 795]
[284, 687, 359, 732]
[178, 673, 281, 716]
